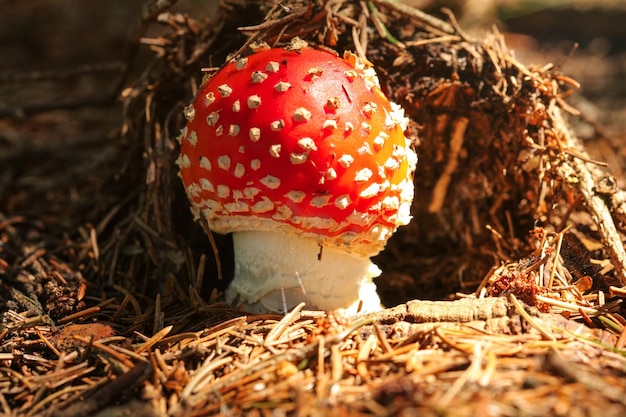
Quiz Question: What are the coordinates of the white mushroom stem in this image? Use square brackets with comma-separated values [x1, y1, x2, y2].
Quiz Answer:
[226, 230, 382, 314]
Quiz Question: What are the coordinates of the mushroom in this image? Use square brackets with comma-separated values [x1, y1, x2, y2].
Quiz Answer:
[178, 39, 417, 314]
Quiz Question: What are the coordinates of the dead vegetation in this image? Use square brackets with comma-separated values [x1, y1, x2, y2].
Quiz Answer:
[2, 0, 626, 415]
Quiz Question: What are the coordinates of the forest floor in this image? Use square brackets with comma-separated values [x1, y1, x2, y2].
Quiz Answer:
[1, 1, 626, 416]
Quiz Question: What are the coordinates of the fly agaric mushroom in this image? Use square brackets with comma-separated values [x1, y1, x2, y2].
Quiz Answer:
[178, 39, 416, 314]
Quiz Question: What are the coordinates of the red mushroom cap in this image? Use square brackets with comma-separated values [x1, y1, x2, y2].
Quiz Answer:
[178, 42, 416, 257]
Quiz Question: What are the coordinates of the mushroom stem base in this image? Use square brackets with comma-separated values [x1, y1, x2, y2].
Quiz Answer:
[226, 230, 382, 314]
